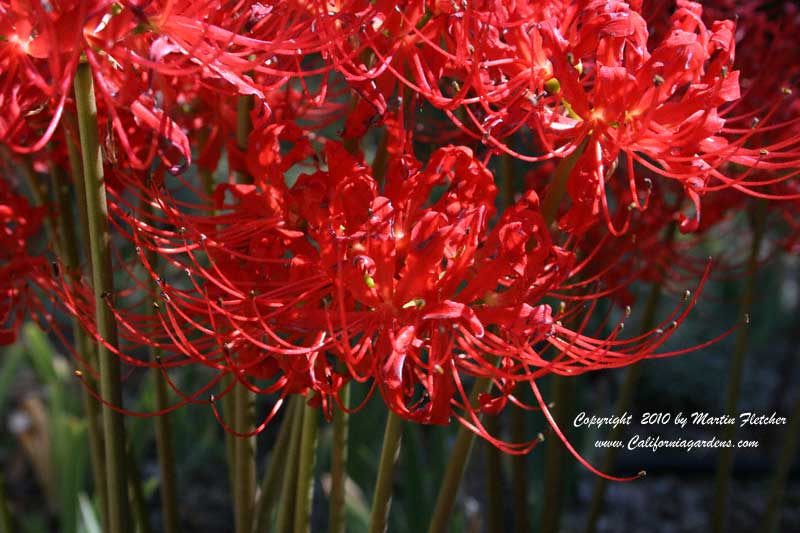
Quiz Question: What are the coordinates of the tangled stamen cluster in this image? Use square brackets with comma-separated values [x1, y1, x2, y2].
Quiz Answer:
[1, 0, 798, 479]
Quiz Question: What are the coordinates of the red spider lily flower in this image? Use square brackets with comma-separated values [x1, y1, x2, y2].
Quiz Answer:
[268, 142, 716, 459]
[0, 0, 188, 166]
[536, 1, 741, 234]
[700, 0, 800, 198]
[546, 1, 800, 235]
[322, 0, 799, 237]
[0, 0, 344, 168]
[0, 0, 81, 153]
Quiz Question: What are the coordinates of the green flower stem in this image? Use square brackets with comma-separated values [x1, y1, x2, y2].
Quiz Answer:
[73, 60, 129, 533]
[293, 399, 319, 533]
[584, 282, 663, 533]
[48, 162, 80, 287]
[252, 397, 301, 533]
[711, 199, 769, 533]
[762, 391, 800, 533]
[65, 118, 109, 530]
[233, 382, 257, 533]
[151, 349, 180, 533]
[428, 381, 486, 533]
[141, 198, 180, 533]
[369, 411, 404, 533]
[541, 377, 575, 533]
[538, 140, 591, 533]
[62, 120, 91, 241]
[429, 146, 585, 532]
[67, 120, 151, 533]
[232, 93, 257, 533]
[329, 380, 350, 533]
[50, 153, 108, 531]
[275, 397, 305, 533]
[206, 129, 234, 498]
[484, 415, 504, 533]
[195, 124, 234, 501]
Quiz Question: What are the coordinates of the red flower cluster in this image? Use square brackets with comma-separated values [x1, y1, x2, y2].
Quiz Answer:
[1, 0, 798, 476]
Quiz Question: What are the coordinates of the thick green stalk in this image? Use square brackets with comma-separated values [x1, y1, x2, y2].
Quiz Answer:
[73, 61, 129, 533]
[50, 156, 108, 531]
[275, 399, 305, 533]
[710, 199, 768, 533]
[484, 416, 504, 533]
[540, 377, 575, 533]
[427, 381, 485, 533]
[202, 123, 236, 498]
[428, 146, 585, 532]
[584, 283, 663, 533]
[252, 397, 300, 533]
[762, 391, 800, 533]
[538, 141, 595, 533]
[369, 411, 404, 533]
[232, 93, 257, 533]
[234, 383, 257, 533]
[62, 121, 91, 240]
[195, 127, 233, 494]
[141, 199, 180, 533]
[69, 80, 169, 533]
[329, 379, 350, 533]
[293, 400, 319, 533]
[151, 351, 179, 533]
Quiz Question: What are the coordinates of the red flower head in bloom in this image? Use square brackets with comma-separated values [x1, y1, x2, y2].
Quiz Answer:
[331, 0, 800, 239]
[0, 0, 347, 172]
[264, 139, 714, 460]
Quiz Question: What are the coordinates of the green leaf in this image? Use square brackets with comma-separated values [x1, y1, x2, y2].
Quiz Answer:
[78, 493, 101, 533]
[53, 415, 88, 533]
[22, 323, 58, 384]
